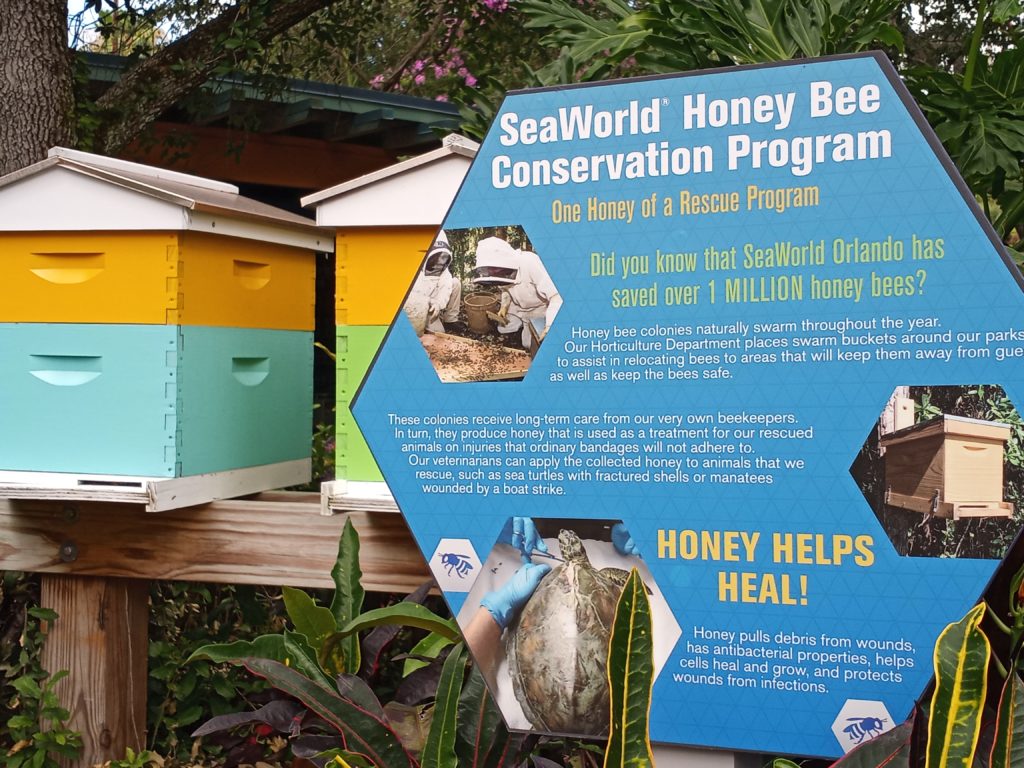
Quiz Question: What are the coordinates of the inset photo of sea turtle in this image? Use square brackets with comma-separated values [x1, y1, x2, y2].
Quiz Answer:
[401, 226, 562, 383]
[850, 384, 1024, 560]
[457, 517, 680, 737]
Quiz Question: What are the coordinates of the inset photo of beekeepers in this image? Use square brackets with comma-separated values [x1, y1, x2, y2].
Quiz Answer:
[456, 517, 680, 738]
[401, 225, 562, 383]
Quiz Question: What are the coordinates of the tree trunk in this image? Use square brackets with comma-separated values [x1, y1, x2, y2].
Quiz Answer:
[0, 0, 74, 175]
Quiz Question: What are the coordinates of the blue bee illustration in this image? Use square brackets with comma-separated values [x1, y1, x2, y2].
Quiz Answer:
[843, 716, 886, 744]
[439, 552, 474, 578]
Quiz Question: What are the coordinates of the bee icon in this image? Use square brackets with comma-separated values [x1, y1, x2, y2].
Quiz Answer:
[439, 552, 474, 578]
[843, 716, 886, 744]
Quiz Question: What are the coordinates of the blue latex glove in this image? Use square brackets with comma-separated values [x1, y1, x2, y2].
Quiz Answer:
[611, 522, 641, 557]
[480, 562, 551, 630]
[499, 517, 549, 562]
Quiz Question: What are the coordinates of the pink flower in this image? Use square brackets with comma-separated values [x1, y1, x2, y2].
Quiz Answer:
[414, 73, 426, 84]
[465, 74, 477, 87]
[434, 65, 445, 78]
[413, 60, 425, 72]
[436, 94, 449, 102]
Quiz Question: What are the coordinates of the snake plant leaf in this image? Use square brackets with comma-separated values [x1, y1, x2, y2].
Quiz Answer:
[186, 633, 285, 665]
[456, 664, 518, 768]
[604, 568, 654, 768]
[329, 518, 365, 675]
[926, 602, 990, 768]
[990, 669, 1024, 768]
[283, 586, 336, 653]
[242, 657, 417, 768]
[421, 643, 467, 768]
[340, 603, 462, 643]
[829, 715, 914, 767]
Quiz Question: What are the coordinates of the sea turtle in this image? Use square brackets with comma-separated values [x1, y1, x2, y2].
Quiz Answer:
[506, 529, 629, 735]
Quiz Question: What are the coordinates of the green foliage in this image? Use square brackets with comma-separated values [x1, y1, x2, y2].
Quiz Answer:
[517, 0, 903, 83]
[926, 603, 989, 768]
[990, 670, 1024, 768]
[0, 606, 82, 768]
[147, 581, 288, 762]
[418, 643, 465, 768]
[604, 568, 654, 768]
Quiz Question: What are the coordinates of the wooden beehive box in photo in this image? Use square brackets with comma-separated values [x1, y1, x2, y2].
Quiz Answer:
[302, 134, 477, 484]
[0, 148, 331, 505]
[880, 415, 1014, 519]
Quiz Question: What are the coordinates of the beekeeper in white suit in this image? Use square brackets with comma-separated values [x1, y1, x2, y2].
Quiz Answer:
[405, 232, 462, 334]
[471, 236, 562, 347]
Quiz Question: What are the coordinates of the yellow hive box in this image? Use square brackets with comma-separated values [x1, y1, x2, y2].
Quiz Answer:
[335, 227, 434, 326]
[0, 231, 315, 330]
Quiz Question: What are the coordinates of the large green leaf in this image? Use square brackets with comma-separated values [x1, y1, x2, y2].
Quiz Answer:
[187, 634, 285, 665]
[329, 518, 365, 675]
[926, 602, 990, 768]
[991, 670, 1024, 768]
[283, 586, 336, 652]
[604, 568, 654, 768]
[340, 603, 462, 643]
[421, 643, 466, 768]
[456, 665, 518, 768]
[242, 657, 417, 768]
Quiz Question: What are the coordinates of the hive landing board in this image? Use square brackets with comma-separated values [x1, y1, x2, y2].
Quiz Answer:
[353, 52, 1024, 757]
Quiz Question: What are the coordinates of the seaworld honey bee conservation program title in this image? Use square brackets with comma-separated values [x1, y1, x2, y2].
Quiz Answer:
[491, 81, 890, 189]
[351, 52, 1024, 759]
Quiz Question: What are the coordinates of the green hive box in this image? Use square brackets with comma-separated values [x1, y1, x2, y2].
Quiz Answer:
[336, 325, 386, 481]
[0, 323, 313, 477]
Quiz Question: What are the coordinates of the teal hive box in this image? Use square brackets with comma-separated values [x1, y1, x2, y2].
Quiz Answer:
[336, 325, 387, 481]
[0, 323, 313, 477]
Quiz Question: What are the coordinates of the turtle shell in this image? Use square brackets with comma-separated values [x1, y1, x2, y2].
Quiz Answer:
[506, 529, 624, 735]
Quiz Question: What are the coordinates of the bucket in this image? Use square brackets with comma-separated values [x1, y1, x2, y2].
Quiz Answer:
[464, 291, 499, 334]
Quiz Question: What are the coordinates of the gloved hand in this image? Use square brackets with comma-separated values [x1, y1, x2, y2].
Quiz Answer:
[481, 562, 551, 630]
[427, 299, 442, 320]
[500, 517, 549, 562]
[611, 522, 640, 557]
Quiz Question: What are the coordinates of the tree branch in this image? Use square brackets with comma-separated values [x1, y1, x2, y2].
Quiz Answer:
[93, 0, 339, 155]
[379, 3, 450, 91]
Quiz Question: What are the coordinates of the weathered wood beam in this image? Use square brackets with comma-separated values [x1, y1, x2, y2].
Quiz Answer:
[0, 492, 431, 594]
[40, 575, 148, 767]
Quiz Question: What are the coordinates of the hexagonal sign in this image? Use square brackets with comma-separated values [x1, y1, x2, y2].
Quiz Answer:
[353, 52, 1024, 757]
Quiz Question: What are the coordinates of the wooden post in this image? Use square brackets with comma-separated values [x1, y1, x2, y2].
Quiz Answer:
[40, 575, 148, 766]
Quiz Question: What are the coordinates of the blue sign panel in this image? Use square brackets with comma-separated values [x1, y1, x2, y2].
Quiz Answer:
[354, 53, 1024, 757]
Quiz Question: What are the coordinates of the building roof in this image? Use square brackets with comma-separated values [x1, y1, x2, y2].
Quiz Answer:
[84, 52, 462, 153]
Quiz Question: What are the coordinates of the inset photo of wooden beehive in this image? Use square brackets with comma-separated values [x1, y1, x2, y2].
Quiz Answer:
[881, 414, 1014, 519]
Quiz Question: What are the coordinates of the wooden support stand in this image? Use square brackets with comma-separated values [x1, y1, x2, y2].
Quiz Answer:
[40, 575, 148, 766]
[2, 492, 431, 766]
